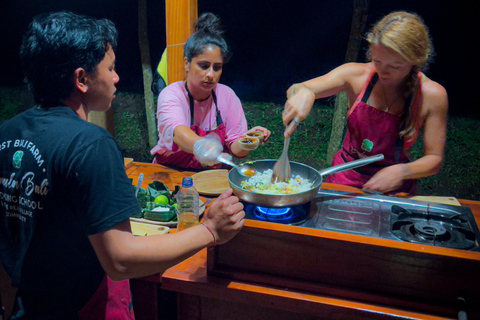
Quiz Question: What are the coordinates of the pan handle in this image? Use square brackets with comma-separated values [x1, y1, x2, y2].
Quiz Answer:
[318, 154, 384, 177]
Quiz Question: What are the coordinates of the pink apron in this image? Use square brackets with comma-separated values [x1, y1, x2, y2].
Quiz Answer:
[153, 88, 227, 170]
[78, 276, 135, 320]
[326, 69, 422, 195]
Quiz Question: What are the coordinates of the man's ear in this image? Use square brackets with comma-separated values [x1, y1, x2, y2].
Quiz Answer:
[184, 58, 190, 72]
[73, 68, 88, 93]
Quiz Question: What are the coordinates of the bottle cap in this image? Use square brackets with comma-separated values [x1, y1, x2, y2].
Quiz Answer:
[182, 176, 193, 187]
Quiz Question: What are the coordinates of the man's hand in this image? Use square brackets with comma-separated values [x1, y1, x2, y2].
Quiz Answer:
[203, 189, 245, 245]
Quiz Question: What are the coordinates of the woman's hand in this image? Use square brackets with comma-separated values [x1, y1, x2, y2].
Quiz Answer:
[193, 132, 223, 166]
[244, 126, 271, 144]
[363, 163, 409, 194]
[283, 85, 315, 137]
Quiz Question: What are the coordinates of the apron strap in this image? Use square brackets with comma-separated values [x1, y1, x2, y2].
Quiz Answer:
[211, 91, 222, 127]
[185, 82, 222, 127]
[361, 72, 378, 103]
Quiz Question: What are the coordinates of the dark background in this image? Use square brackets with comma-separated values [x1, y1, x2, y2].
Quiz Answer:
[1, 0, 478, 118]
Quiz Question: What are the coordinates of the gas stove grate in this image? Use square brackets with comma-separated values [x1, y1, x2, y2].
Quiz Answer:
[390, 205, 478, 250]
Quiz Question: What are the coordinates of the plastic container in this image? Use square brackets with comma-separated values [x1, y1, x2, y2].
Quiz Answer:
[176, 177, 200, 231]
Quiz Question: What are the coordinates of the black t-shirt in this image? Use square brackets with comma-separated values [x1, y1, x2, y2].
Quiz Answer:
[0, 106, 140, 315]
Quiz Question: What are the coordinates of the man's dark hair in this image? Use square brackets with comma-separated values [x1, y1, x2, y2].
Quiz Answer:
[19, 11, 118, 106]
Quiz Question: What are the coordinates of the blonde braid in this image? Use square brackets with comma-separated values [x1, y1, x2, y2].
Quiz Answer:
[399, 67, 420, 142]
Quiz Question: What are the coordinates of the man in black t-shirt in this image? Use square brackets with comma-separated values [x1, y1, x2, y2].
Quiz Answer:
[0, 11, 245, 319]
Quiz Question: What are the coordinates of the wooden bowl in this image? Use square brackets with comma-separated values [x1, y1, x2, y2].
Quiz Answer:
[238, 137, 259, 150]
[245, 131, 265, 143]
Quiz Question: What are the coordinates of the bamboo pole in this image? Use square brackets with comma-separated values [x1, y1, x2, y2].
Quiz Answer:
[165, 0, 197, 84]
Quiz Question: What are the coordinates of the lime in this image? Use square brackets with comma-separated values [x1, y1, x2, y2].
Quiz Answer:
[154, 195, 169, 205]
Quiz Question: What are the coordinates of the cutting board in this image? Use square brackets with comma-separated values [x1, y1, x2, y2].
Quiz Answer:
[124, 157, 134, 169]
[409, 195, 461, 206]
[192, 169, 229, 196]
[130, 220, 170, 236]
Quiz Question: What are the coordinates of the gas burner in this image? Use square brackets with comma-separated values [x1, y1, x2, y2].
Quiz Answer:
[243, 202, 310, 225]
[414, 220, 447, 237]
[254, 206, 294, 221]
[391, 205, 477, 250]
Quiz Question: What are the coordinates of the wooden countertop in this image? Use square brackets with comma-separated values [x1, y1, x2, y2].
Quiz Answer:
[125, 160, 480, 233]
[126, 161, 480, 319]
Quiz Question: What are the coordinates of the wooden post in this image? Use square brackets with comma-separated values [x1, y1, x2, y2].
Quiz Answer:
[327, 0, 370, 164]
[138, 0, 157, 149]
[165, 0, 197, 84]
[87, 109, 115, 137]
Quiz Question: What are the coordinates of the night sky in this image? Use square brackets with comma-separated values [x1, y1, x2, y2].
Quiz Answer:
[1, 0, 478, 118]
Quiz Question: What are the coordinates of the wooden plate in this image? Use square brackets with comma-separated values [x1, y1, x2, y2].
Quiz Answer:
[130, 220, 170, 236]
[192, 169, 229, 196]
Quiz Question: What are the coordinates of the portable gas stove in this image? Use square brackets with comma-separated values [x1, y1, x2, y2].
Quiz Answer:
[243, 189, 480, 251]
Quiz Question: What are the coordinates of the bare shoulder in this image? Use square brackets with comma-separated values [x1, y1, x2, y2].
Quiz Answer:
[421, 75, 448, 115]
[335, 62, 371, 79]
[336, 62, 372, 93]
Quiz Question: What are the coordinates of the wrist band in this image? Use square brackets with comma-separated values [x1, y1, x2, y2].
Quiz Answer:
[201, 222, 216, 248]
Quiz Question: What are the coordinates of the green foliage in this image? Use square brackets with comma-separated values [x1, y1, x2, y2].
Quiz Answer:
[242, 101, 332, 171]
[410, 117, 480, 199]
[113, 108, 152, 162]
[0, 90, 19, 122]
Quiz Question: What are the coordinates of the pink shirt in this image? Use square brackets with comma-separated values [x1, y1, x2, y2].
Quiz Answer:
[150, 81, 248, 157]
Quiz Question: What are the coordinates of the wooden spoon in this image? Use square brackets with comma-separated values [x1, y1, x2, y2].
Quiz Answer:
[271, 136, 291, 183]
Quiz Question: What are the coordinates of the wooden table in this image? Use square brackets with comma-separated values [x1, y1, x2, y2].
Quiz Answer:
[126, 161, 216, 319]
[127, 161, 480, 320]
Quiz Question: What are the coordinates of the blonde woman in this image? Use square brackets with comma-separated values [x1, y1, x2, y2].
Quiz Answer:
[282, 11, 447, 195]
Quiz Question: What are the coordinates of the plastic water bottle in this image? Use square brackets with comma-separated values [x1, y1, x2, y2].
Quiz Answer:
[176, 176, 199, 231]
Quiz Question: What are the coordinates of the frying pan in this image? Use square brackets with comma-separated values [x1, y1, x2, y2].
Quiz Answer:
[228, 154, 384, 207]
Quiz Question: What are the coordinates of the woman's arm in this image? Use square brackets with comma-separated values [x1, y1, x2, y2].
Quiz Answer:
[403, 80, 448, 178]
[283, 63, 369, 136]
[173, 125, 201, 153]
[363, 80, 448, 193]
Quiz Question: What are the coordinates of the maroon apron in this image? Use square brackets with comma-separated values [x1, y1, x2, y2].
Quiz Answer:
[78, 276, 134, 320]
[326, 69, 422, 195]
[153, 87, 227, 170]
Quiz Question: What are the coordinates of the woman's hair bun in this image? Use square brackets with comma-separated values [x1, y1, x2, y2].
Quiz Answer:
[184, 12, 231, 63]
[194, 12, 224, 37]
